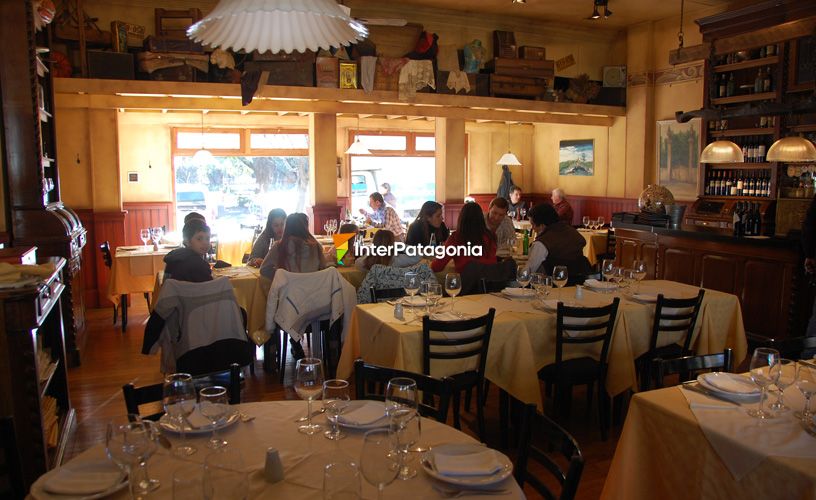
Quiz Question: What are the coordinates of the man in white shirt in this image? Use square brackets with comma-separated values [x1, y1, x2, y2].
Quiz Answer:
[484, 197, 516, 247]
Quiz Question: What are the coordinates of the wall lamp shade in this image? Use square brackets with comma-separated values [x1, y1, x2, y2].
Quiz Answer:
[345, 138, 371, 155]
[187, 0, 368, 54]
[700, 140, 744, 163]
[766, 136, 816, 162]
[496, 152, 522, 166]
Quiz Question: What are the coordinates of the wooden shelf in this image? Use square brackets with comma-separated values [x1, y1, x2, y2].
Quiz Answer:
[711, 92, 776, 105]
[700, 195, 773, 200]
[39, 361, 58, 399]
[787, 124, 816, 133]
[709, 128, 775, 137]
[714, 55, 779, 73]
[706, 162, 774, 169]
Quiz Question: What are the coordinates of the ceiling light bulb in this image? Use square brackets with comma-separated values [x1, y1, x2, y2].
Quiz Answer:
[512, 0, 526, 3]
[590, 7, 601, 19]
[604, 6, 612, 18]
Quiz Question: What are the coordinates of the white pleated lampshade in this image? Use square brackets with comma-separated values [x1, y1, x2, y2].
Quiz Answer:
[193, 148, 215, 165]
[345, 138, 371, 155]
[496, 152, 522, 166]
[766, 136, 816, 163]
[187, 0, 368, 54]
[699, 140, 744, 163]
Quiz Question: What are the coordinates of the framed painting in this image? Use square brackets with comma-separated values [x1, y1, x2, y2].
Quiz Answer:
[656, 118, 700, 201]
[559, 140, 594, 176]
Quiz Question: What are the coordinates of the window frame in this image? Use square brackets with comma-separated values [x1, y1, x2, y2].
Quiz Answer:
[172, 127, 309, 157]
[347, 130, 435, 157]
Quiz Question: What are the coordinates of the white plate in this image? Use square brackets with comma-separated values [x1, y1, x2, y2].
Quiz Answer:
[583, 279, 618, 291]
[30, 460, 128, 500]
[337, 401, 389, 430]
[421, 444, 513, 487]
[159, 410, 241, 435]
[402, 296, 429, 307]
[501, 288, 535, 299]
[700, 372, 760, 395]
[697, 373, 761, 403]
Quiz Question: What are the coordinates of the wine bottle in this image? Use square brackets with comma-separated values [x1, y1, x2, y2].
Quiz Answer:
[727, 73, 735, 97]
[754, 68, 764, 94]
[754, 204, 763, 235]
[758, 142, 766, 163]
[736, 170, 744, 196]
[718, 74, 726, 98]
[726, 171, 734, 196]
[732, 202, 743, 237]
[763, 66, 772, 92]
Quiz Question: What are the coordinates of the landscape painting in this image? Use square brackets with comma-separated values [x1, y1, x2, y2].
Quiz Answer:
[559, 140, 594, 176]
[656, 118, 700, 201]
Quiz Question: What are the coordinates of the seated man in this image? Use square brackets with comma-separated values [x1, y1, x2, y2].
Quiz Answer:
[484, 197, 516, 249]
[163, 220, 213, 283]
[507, 185, 525, 217]
[551, 187, 574, 224]
[525, 204, 591, 280]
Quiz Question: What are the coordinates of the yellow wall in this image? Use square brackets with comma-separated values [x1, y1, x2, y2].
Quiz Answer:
[56, 108, 93, 208]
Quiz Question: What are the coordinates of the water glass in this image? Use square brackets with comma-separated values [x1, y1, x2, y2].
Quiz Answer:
[203, 449, 248, 500]
[531, 273, 551, 300]
[426, 283, 442, 314]
[295, 358, 324, 435]
[199, 386, 229, 449]
[601, 259, 616, 283]
[633, 260, 647, 292]
[106, 420, 151, 497]
[769, 359, 795, 412]
[360, 429, 399, 500]
[747, 347, 781, 419]
[552, 266, 568, 301]
[582, 216, 590, 229]
[445, 273, 462, 315]
[597, 216, 605, 228]
[795, 361, 816, 422]
[151, 226, 164, 246]
[517, 265, 532, 289]
[419, 280, 434, 315]
[163, 373, 197, 456]
[323, 461, 361, 500]
[173, 463, 204, 500]
[385, 378, 419, 480]
[323, 379, 351, 440]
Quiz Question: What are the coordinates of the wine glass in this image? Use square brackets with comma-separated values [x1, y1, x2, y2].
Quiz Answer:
[632, 260, 647, 292]
[295, 358, 324, 435]
[747, 347, 781, 419]
[133, 419, 161, 493]
[597, 216, 605, 229]
[323, 461, 361, 500]
[199, 386, 229, 449]
[404, 271, 420, 306]
[552, 266, 568, 301]
[173, 463, 204, 500]
[106, 420, 152, 497]
[203, 449, 248, 500]
[582, 216, 590, 229]
[324, 221, 330, 236]
[151, 226, 164, 247]
[140, 228, 151, 247]
[520, 208, 527, 220]
[426, 283, 442, 314]
[795, 361, 816, 422]
[385, 378, 419, 480]
[531, 273, 551, 301]
[420, 280, 434, 315]
[323, 379, 351, 440]
[163, 373, 197, 456]
[517, 265, 532, 290]
[601, 259, 616, 283]
[768, 359, 795, 412]
[444, 273, 462, 316]
[508, 209, 516, 220]
[361, 429, 399, 500]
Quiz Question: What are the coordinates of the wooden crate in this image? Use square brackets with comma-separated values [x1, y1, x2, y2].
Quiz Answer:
[144, 35, 204, 53]
[148, 65, 206, 82]
[366, 23, 423, 57]
[519, 46, 546, 60]
[155, 8, 202, 39]
[486, 58, 554, 79]
[254, 50, 315, 62]
[315, 57, 339, 88]
[490, 74, 548, 99]
[493, 31, 517, 59]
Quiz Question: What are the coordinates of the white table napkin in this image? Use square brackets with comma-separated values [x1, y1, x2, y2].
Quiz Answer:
[43, 461, 123, 495]
[434, 449, 503, 476]
[339, 401, 386, 426]
[584, 279, 617, 290]
[701, 373, 760, 394]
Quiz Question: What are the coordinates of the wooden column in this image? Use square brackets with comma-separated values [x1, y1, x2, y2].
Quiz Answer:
[435, 118, 466, 228]
[308, 113, 340, 232]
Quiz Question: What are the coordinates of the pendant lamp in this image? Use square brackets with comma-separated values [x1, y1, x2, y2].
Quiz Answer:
[345, 116, 371, 155]
[193, 111, 215, 165]
[187, 0, 367, 54]
[766, 136, 816, 163]
[700, 140, 744, 163]
[496, 123, 522, 166]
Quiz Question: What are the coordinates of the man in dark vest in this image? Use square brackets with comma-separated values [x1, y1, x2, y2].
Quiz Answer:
[525, 203, 592, 283]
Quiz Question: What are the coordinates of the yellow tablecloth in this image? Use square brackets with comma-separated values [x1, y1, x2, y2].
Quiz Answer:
[578, 229, 608, 266]
[107, 246, 175, 306]
[216, 238, 253, 266]
[601, 386, 816, 500]
[336, 280, 747, 409]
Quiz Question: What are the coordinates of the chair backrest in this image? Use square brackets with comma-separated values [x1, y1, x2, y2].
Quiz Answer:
[0, 417, 24, 500]
[100, 241, 113, 269]
[554, 298, 620, 380]
[353, 359, 453, 423]
[122, 363, 242, 421]
[516, 403, 584, 500]
[652, 348, 734, 389]
[369, 287, 406, 303]
[421, 309, 495, 380]
[649, 289, 705, 354]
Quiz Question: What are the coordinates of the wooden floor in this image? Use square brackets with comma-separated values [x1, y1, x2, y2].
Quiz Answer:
[66, 301, 624, 499]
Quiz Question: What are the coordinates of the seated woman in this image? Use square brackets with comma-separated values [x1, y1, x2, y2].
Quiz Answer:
[163, 220, 213, 283]
[359, 192, 405, 241]
[431, 202, 497, 274]
[355, 230, 420, 270]
[260, 213, 325, 281]
[248, 208, 286, 266]
[525, 203, 591, 279]
[406, 201, 450, 247]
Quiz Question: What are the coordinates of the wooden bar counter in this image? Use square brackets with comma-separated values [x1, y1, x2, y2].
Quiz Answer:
[612, 222, 811, 339]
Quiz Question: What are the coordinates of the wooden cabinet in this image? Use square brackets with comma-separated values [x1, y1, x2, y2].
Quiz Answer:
[0, 258, 74, 494]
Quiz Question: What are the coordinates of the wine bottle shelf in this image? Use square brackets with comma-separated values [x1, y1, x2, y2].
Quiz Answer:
[705, 163, 773, 169]
[700, 195, 773, 200]
[711, 92, 776, 105]
[709, 128, 775, 137]
[713, 55, 779, 73]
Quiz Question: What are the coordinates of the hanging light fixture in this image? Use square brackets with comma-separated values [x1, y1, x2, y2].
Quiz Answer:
[496, 123, 522, 166]
[587, 0, 611, 20]
[187, 0, 367, 54]
[345, 116, 371, 155]
[192, 111, 215, 165]
[767, 136, 816, 162]
[699, 140, 744, 163]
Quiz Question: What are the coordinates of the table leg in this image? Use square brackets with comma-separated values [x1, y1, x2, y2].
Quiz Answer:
[121, 294, 128, 332]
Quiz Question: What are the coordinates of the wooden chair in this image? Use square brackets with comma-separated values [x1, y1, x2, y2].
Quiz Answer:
[651, 348, 734, 389]
[537, 298, 620, 440]
[422, 308, 495, 440]
[99, 241, 117, 325]
[353, 359, 454, 423]
[637, 289, 706, 391]
[122, 363, 241, 421]
[515, 404, 584, 500]
[0, 416, 24, 500]
[370, 287, 406, 303]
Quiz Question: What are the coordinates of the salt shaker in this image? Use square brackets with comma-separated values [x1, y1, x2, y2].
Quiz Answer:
[265, 447, 284, 483]
[575, 285, 584, 300]
[394, 301, 405, 321]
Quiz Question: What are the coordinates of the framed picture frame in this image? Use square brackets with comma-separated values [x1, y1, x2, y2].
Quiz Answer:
[656, 118, 700, 201]
[558, 140, 594, 176]
[128, 172, 139, 183]
[788, 36, 815, 93]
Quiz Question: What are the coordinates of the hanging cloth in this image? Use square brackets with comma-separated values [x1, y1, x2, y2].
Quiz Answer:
[497, 165, 516, 200]
[398, 60, 435, 101]
[360, 56, 377, 93]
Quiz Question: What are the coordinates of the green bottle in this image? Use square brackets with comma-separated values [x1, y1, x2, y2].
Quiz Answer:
[522, 230, 530, 255]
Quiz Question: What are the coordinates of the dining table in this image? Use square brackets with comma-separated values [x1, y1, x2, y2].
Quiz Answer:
[577, 228, 608, 266]
[336, 280, 748, 410]
[601, 378, 816, 500]
[108, 245, 177, 331]
[29, 401, 523, 499]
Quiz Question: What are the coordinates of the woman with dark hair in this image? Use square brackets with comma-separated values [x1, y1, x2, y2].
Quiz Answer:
[355, 230, 420, 270]
[431, 202, 497, 273]
[259, 213, 325, 280]
[359, 192, 405, 241]
[248, 208, 286, 266]
[405, 201, 449, 246]
[525, 203, 590, 278]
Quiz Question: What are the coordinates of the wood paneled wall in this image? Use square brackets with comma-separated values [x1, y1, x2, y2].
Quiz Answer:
[79, 210, 127, 307]
[123, 202, 173, 246]
[470, 193, 650, 225]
